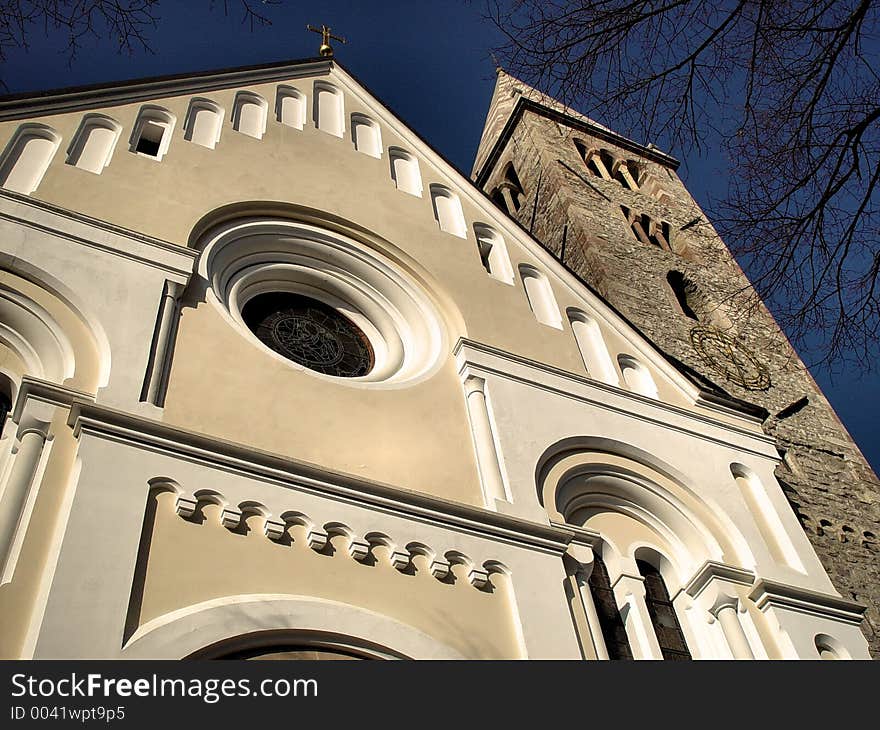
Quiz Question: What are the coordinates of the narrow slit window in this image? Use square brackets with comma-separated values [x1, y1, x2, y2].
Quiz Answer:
[637, 560, 692, 661]
[588, 554, 633, 660]
[129, 106, 176, 161]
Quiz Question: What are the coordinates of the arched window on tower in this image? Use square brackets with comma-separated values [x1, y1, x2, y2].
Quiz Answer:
[621, 206, 671, 250]
[667, 271, 699, 320]
[66, 114, 122, 173]
[637, 559, 692, 660]
[491, 163, 526, 214]
[183, 99, 224, 149]
[0, 123, 61, 193]
[588, 554, 633, 660]
[232, 92, 268, 140]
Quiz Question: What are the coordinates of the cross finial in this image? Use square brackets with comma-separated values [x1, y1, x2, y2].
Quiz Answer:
[307, 23, 347, 58]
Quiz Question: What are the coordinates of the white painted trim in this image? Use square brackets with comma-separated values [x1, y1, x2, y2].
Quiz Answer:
[121, 594, 466, 659]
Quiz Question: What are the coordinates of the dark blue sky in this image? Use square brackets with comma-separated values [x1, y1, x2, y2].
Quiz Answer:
[2, 1, 878, 471]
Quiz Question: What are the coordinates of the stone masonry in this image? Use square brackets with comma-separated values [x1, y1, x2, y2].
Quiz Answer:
[473, 70, 880, 656]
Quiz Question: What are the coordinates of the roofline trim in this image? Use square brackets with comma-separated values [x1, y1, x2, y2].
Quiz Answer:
[474, 97, 679, 186]
[0, 57, 331, 121]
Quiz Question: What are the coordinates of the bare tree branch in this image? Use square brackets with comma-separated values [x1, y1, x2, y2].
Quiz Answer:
[487, 0, 880, 370]
[0, 1, 282, 89]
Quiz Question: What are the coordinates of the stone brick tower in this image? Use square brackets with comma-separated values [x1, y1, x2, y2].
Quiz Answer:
[473, 69, 880, 656]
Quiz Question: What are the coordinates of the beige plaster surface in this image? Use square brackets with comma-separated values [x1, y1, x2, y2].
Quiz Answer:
[131, 491, 522, 659]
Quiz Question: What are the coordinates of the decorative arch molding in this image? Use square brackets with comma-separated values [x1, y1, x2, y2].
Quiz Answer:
[536, 437, 755, 575]
[65, 114, 122, 174]
[0, 264, 110, 390]
[189, 208, 462, 388]
[0, 123, 61, 194]
[121, 594, 466, 659]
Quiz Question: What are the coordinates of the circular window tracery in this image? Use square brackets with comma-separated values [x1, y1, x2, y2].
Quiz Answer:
[242, 292, 374, 377]
[197, 217, 449, 387]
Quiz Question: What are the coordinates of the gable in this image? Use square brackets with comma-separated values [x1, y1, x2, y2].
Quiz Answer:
[0, 59, 760, 427]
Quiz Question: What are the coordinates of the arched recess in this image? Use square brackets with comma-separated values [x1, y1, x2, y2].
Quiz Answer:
[0, 123, 61, 194]
[351, 113, 382, 158]
[429, 184, 467, 238]
[0, 271, 105, 393]
[231, 92, 268, 140]
[183, 98, 225, 149]
[275, 85, 306, 130]
[536, 437, 755, 580]
[120, 594, 466, 659]
[65, 114, 122, 174]
[313, 81, 344, 137]
[388, 147, 422, 196]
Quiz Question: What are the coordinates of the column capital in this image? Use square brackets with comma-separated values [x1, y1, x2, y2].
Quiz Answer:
[462, 374, 487, 397]
[684, 560, 755, 616]
[565, 543, 595, 578]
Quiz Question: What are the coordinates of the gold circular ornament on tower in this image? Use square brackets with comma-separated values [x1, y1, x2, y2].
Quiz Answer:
[689, 326, 771, 391]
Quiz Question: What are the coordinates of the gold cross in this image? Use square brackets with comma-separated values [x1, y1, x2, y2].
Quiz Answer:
[307, 24, 347, 58]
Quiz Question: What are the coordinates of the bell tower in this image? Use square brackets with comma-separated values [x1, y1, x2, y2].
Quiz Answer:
[473, 68, 880, 655]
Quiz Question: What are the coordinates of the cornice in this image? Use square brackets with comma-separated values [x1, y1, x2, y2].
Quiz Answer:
[474, 96, 680, 187]
[65, 399, 575, 555]
[749, 578, 867, 625]
[11, 376, 95, 424]
[0, 190, 197, 278]
[684, 560, 756, 598]
[0, 58, 331, 121]
[455, 338, 777, 457]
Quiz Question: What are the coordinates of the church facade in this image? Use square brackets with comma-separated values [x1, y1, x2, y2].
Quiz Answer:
[0, 57, 872, 659]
